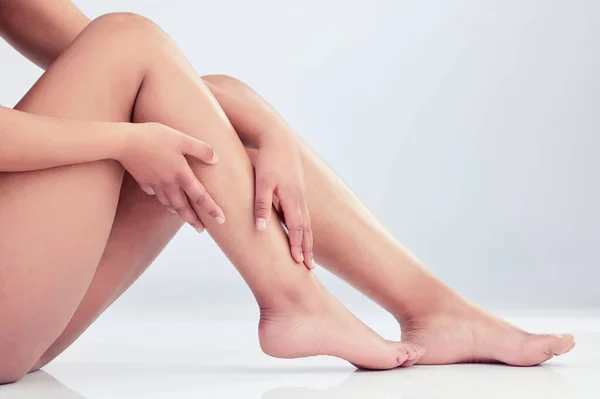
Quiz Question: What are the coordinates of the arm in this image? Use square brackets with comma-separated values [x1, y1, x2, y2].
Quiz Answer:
[0, 106, 128, 172]
[0, 105, 225, 228]
[0, 0, 90, 70]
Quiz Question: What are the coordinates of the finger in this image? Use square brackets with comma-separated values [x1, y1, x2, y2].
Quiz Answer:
[183, 136, 219, 164]
[272, 193, 281, 215]
[301, 205, 314, 270]
[280, 196, 303, 263]
[182, 169, 226, 225]
[255, 176, 274, 231]
[153, 186, 171, 208]
[195, 219, 205, 233]
[164, 184, 204, 232]
[140, 185, 155, 195]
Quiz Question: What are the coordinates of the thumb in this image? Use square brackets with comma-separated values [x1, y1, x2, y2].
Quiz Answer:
[183, 136, 219, 164]
[255, 176, 274, 231]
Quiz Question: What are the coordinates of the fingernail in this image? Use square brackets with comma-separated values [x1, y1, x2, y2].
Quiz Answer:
[212, 152, 219, 163]
[553, 334, 564, 338]
[195, 227, 204, 233]
[299, 253, 304, 262]
[215, 216, 225, 224]
[167, 207, 177, 213]
[256, 218, 267, 231]
[145, 187, 155, 195]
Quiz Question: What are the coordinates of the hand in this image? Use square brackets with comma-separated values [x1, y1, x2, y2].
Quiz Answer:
[116, 122, 225, 232]
[253, 139, 314, 269]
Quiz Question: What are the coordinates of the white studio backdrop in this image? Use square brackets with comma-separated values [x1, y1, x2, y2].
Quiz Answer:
[1, 0, 598, 315]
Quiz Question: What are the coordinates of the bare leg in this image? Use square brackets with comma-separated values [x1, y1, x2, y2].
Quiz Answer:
[30, 171, 186, 371]
[0, 13, 417, 384]
[116, 16, 417, 371]
[201, 75, 575, 366]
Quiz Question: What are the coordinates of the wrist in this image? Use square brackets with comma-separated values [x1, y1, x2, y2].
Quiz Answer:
[110, 122, 137, 162]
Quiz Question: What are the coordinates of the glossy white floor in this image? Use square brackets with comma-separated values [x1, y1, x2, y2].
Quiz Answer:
[2, 306, 599, 399]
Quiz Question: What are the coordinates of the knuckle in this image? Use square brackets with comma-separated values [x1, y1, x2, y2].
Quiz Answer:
[177, 132, 189, 146]
[194, 195, 206, 207]
[255, 200, 270, 213]
[159, 180, 170, 190]
[174, 172, 186, 185]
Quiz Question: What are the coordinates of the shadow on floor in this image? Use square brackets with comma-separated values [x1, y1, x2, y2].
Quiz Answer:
[0, 371, 87, 399]
[262, 363, 576, 399]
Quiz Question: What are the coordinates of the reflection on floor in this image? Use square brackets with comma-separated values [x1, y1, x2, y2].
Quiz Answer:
[1, 314, 599, 398]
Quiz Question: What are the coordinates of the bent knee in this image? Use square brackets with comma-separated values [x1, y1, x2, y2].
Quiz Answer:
[91, 12, 159, 32]
[77, 12, 166, 55]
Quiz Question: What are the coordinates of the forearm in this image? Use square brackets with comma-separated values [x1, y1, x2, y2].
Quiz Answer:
[0, 106, 127, 172]
[202, 75, 296, 148]
[0, 0, 90, 69]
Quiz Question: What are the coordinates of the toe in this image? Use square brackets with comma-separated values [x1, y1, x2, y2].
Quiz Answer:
[520, 333, 574, 366]
[399, 343, 425, 367]
[396, 346, 409, 365]
[550, 333, 575, 355]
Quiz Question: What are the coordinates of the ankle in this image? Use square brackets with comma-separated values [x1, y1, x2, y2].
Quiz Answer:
[257, 272, 324, 316]
[392, 277, 467, 323]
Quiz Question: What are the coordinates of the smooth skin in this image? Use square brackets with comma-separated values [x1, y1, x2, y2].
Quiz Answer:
[0, 0, 574, 384]
[0, 9, 417, 383]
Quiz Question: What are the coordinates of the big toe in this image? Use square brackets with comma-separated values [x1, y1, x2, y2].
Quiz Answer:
[524, 333, 575, 365]
[546, 333, 575, 355]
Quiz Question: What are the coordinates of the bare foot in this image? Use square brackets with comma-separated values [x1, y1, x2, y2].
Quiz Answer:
[399, 300, 575, 366]
[258, 280, 423, 370]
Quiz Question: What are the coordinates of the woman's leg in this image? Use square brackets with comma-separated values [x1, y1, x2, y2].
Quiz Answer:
[0, 14, 190, 382]
[201, 74, 575, 366]
[102, 15, 417, 371]
[0, 13, 416, 384]
[30, 170, 186, 371]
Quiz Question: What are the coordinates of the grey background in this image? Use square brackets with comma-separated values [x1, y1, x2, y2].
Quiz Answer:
[1, 0, 598, 312]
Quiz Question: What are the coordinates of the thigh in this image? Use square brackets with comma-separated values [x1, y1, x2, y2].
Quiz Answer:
[0, 15, 148, 377]
[30, 169, 186, 371]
